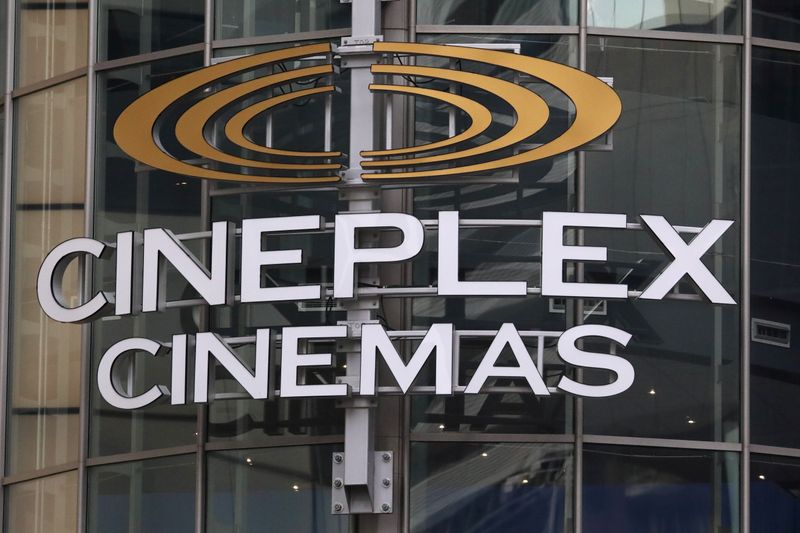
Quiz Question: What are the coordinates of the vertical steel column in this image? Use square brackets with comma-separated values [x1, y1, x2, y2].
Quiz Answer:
[741, 1, 753, 532]
[78, 0, 99, 530]
[0, 0, 17, 530]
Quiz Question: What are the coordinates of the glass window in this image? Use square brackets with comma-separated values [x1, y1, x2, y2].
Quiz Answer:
[88, 455, 196, 533]
[8, 78, 87, 475]
[411, 35, 577, 435]
[5, 470, 79, 533]
[751, 454, 800, 533]
[98, 0, 205, 61]
[753, 1, 800, 42]
[588, 0, 740, 34]
[582, 37, 740, 442]
[91, 54, 204, 456]
[410, 442, 573, 532]
[750, 47, 800, 448]
[16, 0, 89, 87]
[206, 445, 348, 532]
[583, 445, 739, 533]
[417, 0, 577, 26]
[215, 0, 350, 40]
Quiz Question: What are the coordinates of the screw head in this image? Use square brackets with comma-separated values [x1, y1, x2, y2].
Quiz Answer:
[333, 454, 343, 464]
[334, 503, 343, 512]
[333, 478, 343, 488]
[382, 452, 391, 463]
[382, 478, 391, 488]
[381, 503, 391, 513]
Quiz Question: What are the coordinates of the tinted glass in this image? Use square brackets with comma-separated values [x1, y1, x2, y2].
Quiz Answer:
[5, 470, 79, 533]
[410, 442, 573, 532]
[750, 47, 800, 448]
[751, 454, 800, 533]
[584, 445, 739, 533]
[16, 0, 88, 86]
[98, 0, 204, 61]
[88, 455, 196, 533]
[418, 0, 577, 26]
[753, 0, 800, 42]
[588, 0, 740, 34]
[8, 78, 87, 474]
[206, 445, 348, 532]
[215, 0, 350, 40]
[583, 37, 741, 442]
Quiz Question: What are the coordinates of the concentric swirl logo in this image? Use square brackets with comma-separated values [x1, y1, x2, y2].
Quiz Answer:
[113, 42, 622, 184]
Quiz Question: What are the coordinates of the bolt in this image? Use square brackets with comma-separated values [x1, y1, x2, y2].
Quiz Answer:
[333, 454, 343, 464]
[381, 503, 391, 513]
[382, 478, 391, 488]
[333, 478, 343, 489]
[382, 452, 391, 463]
[334, 503, 343, 513]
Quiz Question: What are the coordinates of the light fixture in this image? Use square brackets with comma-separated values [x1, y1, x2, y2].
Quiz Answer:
[521, 479, 529, 485]
[481, 452, 489, 457]
[245, 457, 254, 466]
[438, 424, 445, 430]
[648, 388, 656, 396]
[758, 474, 766, 480]
[686, 416, 695, 425]
[292, 484, 300, 492]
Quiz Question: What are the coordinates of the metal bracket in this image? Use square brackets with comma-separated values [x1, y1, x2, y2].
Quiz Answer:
[332, 451, 394, 514]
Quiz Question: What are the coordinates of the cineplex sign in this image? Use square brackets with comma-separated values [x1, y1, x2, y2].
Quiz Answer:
[36, 43, 736, 409]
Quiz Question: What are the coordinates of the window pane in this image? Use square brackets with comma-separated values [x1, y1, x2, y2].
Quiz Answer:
[587, 0, 740, 34]
[410, 442, 573, 532]
[98, 0, 204, 61]
[8, 78, 87, 475]
[5, 470, 79, 533]
[16, 0, 88, 87]
[91, 54, 204, 456]
[751, 454, 800, 533]
[583, 445, 739, 533]
[583, 37, 740, 442]
[215, 0, 350, 40]
[88, 455, 196, 533]
[753, 1, 800, 42]
[751, 47, 800, 448]
[206, 445, 348, 532]
[417, 0, 577, 26]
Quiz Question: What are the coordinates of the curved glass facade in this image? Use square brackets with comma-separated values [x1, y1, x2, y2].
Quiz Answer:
[0, 1, 799, 532]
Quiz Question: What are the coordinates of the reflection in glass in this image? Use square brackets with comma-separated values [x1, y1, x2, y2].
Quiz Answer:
[98, 0, 204, 60]
[17, 0, 88, 87]
[751, 454, 800, 533]
[215, 0, 350, 40]
[583, 37, 740, 441]
[8, 79, 87, 474]
[5, 470, 79, 533]
[753, 1, 800, 42]
[417, 0, 577, 26]
[583, 446, 738, 533]
[88, 455, 196, 533]
[411, 35, 576, 434]
[207, 445, 348, 532]
[588, 0, 739, 34]
[751, 47, 800, 448]
[410, 442, 572, 532]
[91, 55, 204, 456]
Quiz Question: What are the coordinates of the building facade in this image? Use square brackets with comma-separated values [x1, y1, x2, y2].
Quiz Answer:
[1, 0, 799, 532]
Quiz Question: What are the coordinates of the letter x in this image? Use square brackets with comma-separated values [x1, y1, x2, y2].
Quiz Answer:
[639, 215, 735, 304]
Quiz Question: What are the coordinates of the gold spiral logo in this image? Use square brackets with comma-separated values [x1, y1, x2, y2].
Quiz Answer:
[113, 42, 622, 184]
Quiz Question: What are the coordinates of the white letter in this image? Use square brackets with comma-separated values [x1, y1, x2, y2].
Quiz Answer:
[541, 211, 628, 299]
[280, 326, 348, 397]
[438, 211, 527, 296]
[142, 221, 235, 312]
[37, 238, 112, 323]
[360, 323, 453, 395]
[97, 338, 168, 409]
[115, 231, 143, 316]
[556, 325, 634, 398]
[194, 331, 272, 403]
[639, 215, 735, 304]
[241, 215, 322, 303]
[171, 334, 190, 405]
[334, 213, 424, 298]
[465, 324, 550, 395]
